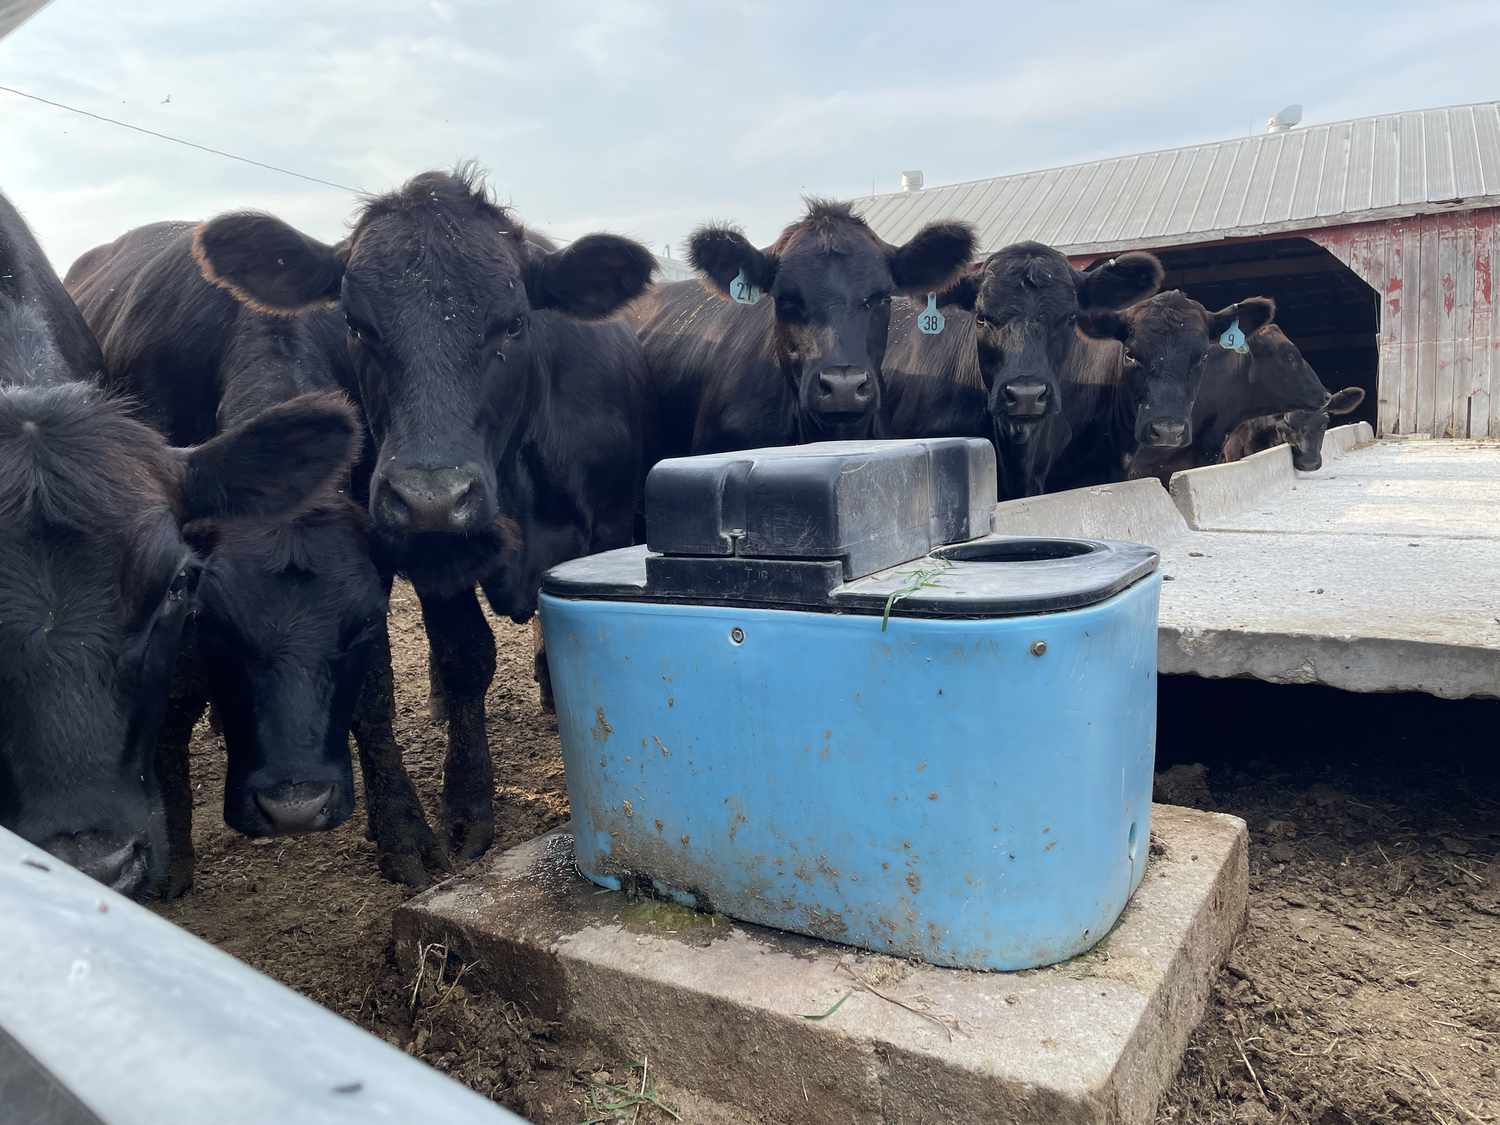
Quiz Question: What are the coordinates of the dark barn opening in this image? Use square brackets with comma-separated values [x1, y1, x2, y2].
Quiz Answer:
[1151, 237, 1381, 430]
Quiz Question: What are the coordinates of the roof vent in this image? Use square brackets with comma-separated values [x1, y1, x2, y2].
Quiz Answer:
[1266, 104, 1303, 133]
[900, 170, 925, 192]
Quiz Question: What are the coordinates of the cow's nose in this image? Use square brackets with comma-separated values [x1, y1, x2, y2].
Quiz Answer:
[815, 367, 873, 414]
[374, 466, 487, 534]
[1002, 380, 1051, 417]
[1147, 420, 1189, 448]
[42, 832, 147, 897]
[254, 781, 338, 835]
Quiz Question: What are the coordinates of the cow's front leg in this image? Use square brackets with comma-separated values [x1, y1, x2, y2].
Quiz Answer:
[418, 585, 497, 861]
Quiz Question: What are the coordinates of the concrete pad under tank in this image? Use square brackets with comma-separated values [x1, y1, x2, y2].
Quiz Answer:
[395, 803, 1248, 1125]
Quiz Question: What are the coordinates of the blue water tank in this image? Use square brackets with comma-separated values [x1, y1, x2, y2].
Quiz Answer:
[541, 439, 1160, 971]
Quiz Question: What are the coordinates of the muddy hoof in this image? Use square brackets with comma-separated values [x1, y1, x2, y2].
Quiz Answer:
[428, 690, 448, 725]
[378, 850, 435, 889]
[162, 858, 195, 901]
[446, 814, 495, 863]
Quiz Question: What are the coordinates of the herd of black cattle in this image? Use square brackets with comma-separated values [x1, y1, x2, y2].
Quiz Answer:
[0, 166, 1364, 901]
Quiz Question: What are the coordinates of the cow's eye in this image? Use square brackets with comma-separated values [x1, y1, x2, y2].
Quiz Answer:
[862, 291, 891, 310]
[505, 315, 527, 338]
[166, 566, 200, 605]
[1123, 348, 1138, 364]
[974, 314, 992, 329]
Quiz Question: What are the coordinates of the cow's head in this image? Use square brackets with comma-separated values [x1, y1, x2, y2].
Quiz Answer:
[688, 200, 974, 440]
[1241, 326, 1365, 471]
[0, 301, 358, 898]
[188, 499, 384, 838]
[192, 167, 656, 592]
[1081, 292, 1275, 449]
[939, 243, 1163, 433]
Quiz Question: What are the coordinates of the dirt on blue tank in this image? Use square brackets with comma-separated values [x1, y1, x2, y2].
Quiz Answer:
[540, 439, 1161, 971]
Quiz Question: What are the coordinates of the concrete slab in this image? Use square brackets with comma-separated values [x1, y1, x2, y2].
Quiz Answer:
[1319, 421, 1375, 460]
[989, 439, 1500, 699]
[990, 477, 1189, 543]
[394, 804, 1248, 1125]
[1197, 438, 1500, 538]
[1168, 443, 1294, 527]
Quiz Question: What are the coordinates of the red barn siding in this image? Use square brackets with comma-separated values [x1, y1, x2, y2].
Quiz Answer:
[1308, 209, 1499, 437]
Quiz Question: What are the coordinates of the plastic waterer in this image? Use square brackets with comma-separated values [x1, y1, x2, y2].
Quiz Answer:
[539, 438, 1161, 970]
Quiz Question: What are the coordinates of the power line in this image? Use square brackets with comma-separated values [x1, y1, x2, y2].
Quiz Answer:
[0, 82, 367, 194]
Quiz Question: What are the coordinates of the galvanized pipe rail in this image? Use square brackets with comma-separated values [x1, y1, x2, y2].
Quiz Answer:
[0, 826, 527, 1125]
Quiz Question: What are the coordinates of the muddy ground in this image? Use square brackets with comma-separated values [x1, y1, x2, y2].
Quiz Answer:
[159, 584, 1500, 1125]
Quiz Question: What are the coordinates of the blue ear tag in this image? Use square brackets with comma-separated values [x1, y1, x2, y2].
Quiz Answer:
[1219, 318, 1249, 354]
[729, 268, 762, 305]
[917, 293, 946, 335]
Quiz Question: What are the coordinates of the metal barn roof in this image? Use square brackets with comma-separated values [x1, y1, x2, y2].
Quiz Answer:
[856, 101, 1500, 256]
[0, 0, 52, 40]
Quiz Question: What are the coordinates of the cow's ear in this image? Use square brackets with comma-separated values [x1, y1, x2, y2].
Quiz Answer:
[526, 234, 656, 320]
[178, 392, 360, 522]
[1326, 387, 1365, 415]
[1210, 296, 1276, 339]
[1075, 251, 1163, 310]
[888, 221, 977, 295]
[935, 262, 983, 311]
[1077, 310, 1131, 343]
[687, 224, 779, 298]
[194, 214, 346, 314]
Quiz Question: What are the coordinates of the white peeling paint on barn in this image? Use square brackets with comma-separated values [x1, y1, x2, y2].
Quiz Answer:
[1310, 209, 1498, 438]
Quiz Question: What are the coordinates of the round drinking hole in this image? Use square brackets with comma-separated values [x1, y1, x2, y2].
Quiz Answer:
[932, 538, 1097, 563]
[1128, 821, 1139, 863]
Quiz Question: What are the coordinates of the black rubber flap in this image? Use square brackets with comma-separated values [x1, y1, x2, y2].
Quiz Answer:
[543, 536, 1158, 618]
[644, 438, 995, 580]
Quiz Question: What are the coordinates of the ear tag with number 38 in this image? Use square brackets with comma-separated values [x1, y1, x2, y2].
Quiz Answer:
[729, 268, 762, 306]
[916, 292, 945, 335]
[1219, 318, 1249, 354]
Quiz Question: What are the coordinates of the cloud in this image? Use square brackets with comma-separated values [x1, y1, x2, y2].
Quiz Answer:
[0, 0, 1495, 271]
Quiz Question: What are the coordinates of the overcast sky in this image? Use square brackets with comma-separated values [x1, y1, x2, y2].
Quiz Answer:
[2, 1, 1498, 271]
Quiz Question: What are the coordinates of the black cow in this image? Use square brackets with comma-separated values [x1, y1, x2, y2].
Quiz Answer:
[64, 221, 448, 887]
[1128, 312, 1365, 481]
[1051, 290, 1276, 488]
[0, 190, 357, 898]
[629, 199, 975, 455]
[190, 167, 655, 865]
[884, 243, 1164, 495]
[1221, 413, 1289, 462]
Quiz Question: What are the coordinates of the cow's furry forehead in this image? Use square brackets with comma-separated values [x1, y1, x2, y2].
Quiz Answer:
[0, 302, 64, 387]
[0, 383, 179, 534]
[983, 242, 1075, 292]
[350, 165, 562, 260]
[771, 198, 882, 257]
[1128, 290, 1208, 334]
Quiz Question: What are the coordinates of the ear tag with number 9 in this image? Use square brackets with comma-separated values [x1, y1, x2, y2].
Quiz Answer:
[917, 292, 946, 335]
[1219, 318, 1249, 354]
[729, 268, 762, 306]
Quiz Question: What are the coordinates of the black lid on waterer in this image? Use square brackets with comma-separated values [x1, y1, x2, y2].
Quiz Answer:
[543, 438, 1159, 617]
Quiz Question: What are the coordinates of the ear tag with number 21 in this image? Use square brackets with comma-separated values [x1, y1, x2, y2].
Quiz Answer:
[1219, 318, 1249, 354]
[917, 293, 945, 335]
[729, 268, 762, 305]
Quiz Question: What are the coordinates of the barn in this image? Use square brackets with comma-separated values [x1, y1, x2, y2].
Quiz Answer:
[856, 100, 1500, 439]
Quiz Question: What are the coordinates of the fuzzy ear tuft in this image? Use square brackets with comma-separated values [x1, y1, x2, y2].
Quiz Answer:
[193, 213, 346, 314]
[887, 221, 977, 295]
[687, 224, 778, 298]
[1075, 251, 1164, 311]
[526, 234, 657, 320]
